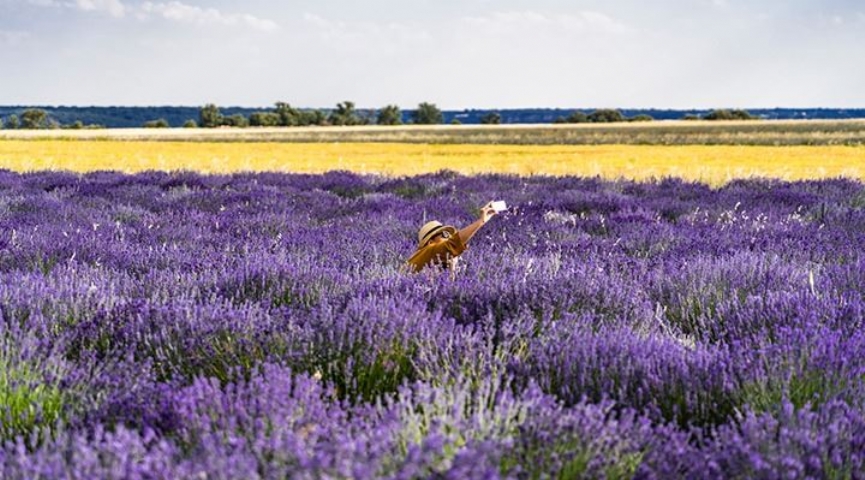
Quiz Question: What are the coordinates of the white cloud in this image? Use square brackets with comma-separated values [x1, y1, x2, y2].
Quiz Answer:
[140, 1, 277, 31]
[20, 0, 277, 31]
[73, 0, 124, 17]
[303, 13, 431, 50]
[26, 0, 63, 6]
[462, 10, 633, 36]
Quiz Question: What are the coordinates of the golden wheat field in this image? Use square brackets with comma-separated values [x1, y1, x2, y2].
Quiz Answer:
[0, 139, 863, 186]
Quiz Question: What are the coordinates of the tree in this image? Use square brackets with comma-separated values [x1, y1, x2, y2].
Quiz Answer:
[731, 109, 755, 120]
[564, 111, 588, 123]
[223, 114, 249, 128]
[274, 102, 300, 127]
[67, 120, 85, 129]
[703, 109, 754, 120]
[376, 105, 402, 126]
[20, 109, 49, 129]
[480, 112, 501, 125]
[412, 102, 443, 125]
[143, 118, 170, 128]
[629, 114, 654, 122]
[300, 109, 327, 126]
[587, 109, 625, 123]
[681, 114, 700, 121]
[6, 115, 19, 129]
[249, 112, 280, 127]
[328, 101, 362, 126]
[199, 104, 223, 128]
[183, 119, 198, 128]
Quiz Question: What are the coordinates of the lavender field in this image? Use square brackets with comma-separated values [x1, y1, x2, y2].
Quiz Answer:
[1, 169, 864, 479]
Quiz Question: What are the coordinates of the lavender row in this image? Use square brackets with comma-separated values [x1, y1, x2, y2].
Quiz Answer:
[1, 169, 864, 478]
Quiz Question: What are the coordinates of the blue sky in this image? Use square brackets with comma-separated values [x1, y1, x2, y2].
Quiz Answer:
[1, 0, 863, 108]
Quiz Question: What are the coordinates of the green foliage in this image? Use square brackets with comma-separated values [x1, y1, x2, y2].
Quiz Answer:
[300, 109, 327, 126]
[0, 338, 67, 444]
[223, 113, 250, 128]
[249, 111, 280, 127]
[480, 112, 501, 125]
[376, 104, 402, 125]
[5, 114, 19, 129]
[557, 111, 588, 123]
[199, 103, 223, 128]
[143, 118, 170, 128]
[328, 101, 365, 126]
[20, 109, 49, 129]
[183, 119, 198, 128]
[413, 102, 443, 125]
[274, 102, 300, 126]
[629, 114, 654, 122]
[703, 109, 755, 120]
[450, 118, 462, 125]
[588, 109, 626, 123]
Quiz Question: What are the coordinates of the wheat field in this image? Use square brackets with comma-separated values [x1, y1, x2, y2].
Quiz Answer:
[1, 139, 863, 186]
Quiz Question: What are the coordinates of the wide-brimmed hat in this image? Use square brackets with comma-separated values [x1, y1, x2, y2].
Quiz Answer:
[417, 220, 457, 248]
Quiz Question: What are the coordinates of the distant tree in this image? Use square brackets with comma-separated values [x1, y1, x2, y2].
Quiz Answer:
[450, 118, 462, 125]
[629, 114, 654, 122]
[223, 114, 249, 128]
[199, 104, 223, 128]
[6, 115, 19, 129]
[480, 112, 501, 125]
[183, 119, 198, 128]
[20, 109, 49, 129]
[413, 102, 443, 125]
[703, 109, 754, 121]
[731, 109, 755, 120]
[67, 120, 85, 129]
[249, 111, 280, 127]
[329, 101, 362, 126]
[681, 114, 700, 121]
[299, 109, 327, 126]
[143, 118, 170, 128]
[0, 118, 3, 129]
[703, 109, 733, 120]
[274, 102, 300, 127]
[376, 105, 402, 126]
[587, 109, 625, 123]
[564, 111, 588, 123]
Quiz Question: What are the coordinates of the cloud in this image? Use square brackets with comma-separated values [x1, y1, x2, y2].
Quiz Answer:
[462, 10, 633, 36]
[73, 0, 124, 17]
[21, 0, 277, 31]
[303, 13, 431, 49]
[140, 1, 278, 31]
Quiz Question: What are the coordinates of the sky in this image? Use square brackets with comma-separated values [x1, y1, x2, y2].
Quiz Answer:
[1, 0, 863, 109]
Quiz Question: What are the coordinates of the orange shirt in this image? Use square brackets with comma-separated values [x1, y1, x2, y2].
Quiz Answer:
[406, 234, 467, 273]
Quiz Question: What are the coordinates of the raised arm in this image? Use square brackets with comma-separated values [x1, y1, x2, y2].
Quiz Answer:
[457, 203, 498, 245]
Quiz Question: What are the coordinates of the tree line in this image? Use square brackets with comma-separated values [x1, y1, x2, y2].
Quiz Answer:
[0, 104, 758, 130]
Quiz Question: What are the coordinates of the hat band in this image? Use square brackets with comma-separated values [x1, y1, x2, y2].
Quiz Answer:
[420, 225, 448, 246]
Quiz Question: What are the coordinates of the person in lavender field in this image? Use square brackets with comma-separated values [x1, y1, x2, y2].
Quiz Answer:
[406, 201, 503, 274]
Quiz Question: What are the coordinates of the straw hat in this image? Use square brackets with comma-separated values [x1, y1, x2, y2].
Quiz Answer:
[417, 220, 457, 248]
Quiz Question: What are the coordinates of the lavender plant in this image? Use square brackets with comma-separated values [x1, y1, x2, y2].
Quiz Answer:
[1, 169, 863, 478]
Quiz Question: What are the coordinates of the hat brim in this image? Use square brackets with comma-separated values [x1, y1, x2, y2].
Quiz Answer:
[419, 225, 457, 248]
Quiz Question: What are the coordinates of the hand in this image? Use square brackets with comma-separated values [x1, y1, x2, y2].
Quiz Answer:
[480, 202, 498, 224]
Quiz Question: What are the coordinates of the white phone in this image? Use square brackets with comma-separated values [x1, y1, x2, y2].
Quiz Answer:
[490, 200, 507, 212]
